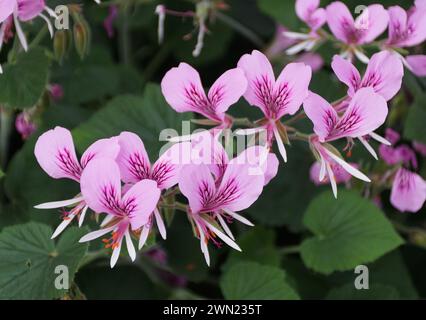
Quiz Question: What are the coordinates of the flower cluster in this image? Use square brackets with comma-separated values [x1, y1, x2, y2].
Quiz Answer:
[0, 0, 56, 72]
[284, 0, 426, 75]
[33, 0, 426, 268]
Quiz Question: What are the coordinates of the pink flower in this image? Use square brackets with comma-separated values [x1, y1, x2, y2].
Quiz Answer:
[104, 5, 118, 38]
[390, 168, 426, 212]
[296, 0, 326, 31]
[116, 131, 189, 191]
[189, 131, 279, 186]
[378, 129, 400, 165]
[15, 111, 36, 140]
[115, 132, 192, 243]
[282, 0, 326, 56]
[303, 88, 388, 144]
[309, 160, 358, 185]
[237, 50, 312, 162]
[34, 126, 120, 238]
[79, 158, 161, 268]
[0, 0, 56, 72]
[48, 83, 64, 102]
[161, 63, 247, 126]
[384, 128, 400, 145]
[386, 3, 426, 48]
[413, 141, 426, 156]
[396, 145, 418, 169]
[179, 161, 265, 265]
[326, 2, 388, 46]
[332, 51, 404, 102]
[379, 144, 401, 165]
[405, 55, 426, 77]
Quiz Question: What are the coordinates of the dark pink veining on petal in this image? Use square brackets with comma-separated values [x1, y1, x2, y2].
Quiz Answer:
[56, 148, 82, 180]
[127, 152, 150, 181]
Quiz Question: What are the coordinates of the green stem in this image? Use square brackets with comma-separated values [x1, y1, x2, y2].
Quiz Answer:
[0, 108, 12, 168]
[279, 245, 301, 255]
[159, 202, 188, 212]
[119, 5, 132, 66]
[29, 26, 48, 49]
[215, 12, 265, 48]
[141, 41, 173, 88]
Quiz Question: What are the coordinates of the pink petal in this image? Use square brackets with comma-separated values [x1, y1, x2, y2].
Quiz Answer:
[331, 55, 361, 97]
[216, 162, 264, 212]
[361, 51, 404, 101]
[387, 6, 407, 45]
[190, 131, 229, 178]
[379, 145, 400, 165]
[413, 141, 426, 157]
[178, 164, 216, 214]
[116, 131, 151, 184]
[80, 158, 122, 215]
[296, 0, 320, 22]
[274, 62, 312, 118]
[207, 68, 247, 116]
[233, 146, 279, 185]
[0, 0, 15, 24]
[406, 55, 426, 77]
[161, 63, 218, 121]
[17, 0, 45, 21]
[391, 168, 426, 212]
[355, 4, 388, 44]
[151, 142, 191, 189]
[334, 88, 388, 140]
[405, 4, 426, 47]
[265, 153, 279, 185]
[80, 137, 120, 168]
[34, 126, 82, 182]
[122, 179, 161, 230]
[237, 50, 275, 116]
[303, 91, 338, 142]
[326, 1, 354, 43]
[308, 8, 326, 31]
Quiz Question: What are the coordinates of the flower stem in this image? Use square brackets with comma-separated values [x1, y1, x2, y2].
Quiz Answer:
[215, 11, 265, 48]
[119, 5, 132, 65]
[0, 107, 12, 168]
[279, 245, 301, 255]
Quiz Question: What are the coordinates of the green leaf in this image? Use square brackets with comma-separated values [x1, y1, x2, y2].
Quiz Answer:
[326, 283, 400, 300]
[404, 96, 426, 144]
[0, 47, 50, 109]
[223, 226, 280, 271]
[257, 0, 302, 30]
[0, 222, 88, 299]
[300, 191, 403, 274]
[73, 84, 192, 155]
[220, 262, 299, 300]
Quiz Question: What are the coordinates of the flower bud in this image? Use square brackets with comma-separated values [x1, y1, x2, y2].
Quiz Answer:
[53, 30, 71, 64]
[73, 17, 91, 59]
